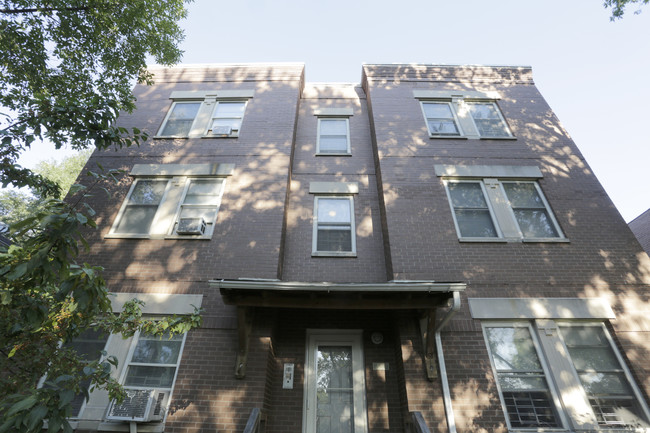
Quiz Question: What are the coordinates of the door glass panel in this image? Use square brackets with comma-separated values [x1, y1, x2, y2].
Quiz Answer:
[317, 346, 354, 433]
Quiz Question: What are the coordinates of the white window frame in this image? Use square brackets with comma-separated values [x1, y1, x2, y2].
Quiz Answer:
[108, 178, 173, 238]
[482, 322, 568, 431]
[419, 100, 463, 137]
[443, 178, 565, 242]
[112, 329, 188, 423]
[482, 321, 650, 431]
[312, 195, 357, 257]
[557, 322, 650, 429]
[205, 99, 248, 138]
[443, 180, 502, 241]
[316, 117, 351, 155]
[156, 101, 202, 138]
[418, 97, 513, 139]
[466, 100, 513, 138]
[168, 177, 227, 239]
[108, 175, 228, 240]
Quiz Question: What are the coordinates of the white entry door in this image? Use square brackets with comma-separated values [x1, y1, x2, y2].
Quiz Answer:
[303, 330, 368, 433]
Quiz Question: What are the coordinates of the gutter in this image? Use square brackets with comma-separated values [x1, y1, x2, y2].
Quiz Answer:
[435, 290, 461, 433]
[210, 278, 466, 293]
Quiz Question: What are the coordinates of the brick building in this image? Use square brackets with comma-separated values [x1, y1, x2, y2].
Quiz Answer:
[70, 63, 650, 433]
[630, 209, 650, 256]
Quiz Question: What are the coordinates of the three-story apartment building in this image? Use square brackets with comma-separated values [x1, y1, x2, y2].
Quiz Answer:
[69, 63, 650, 433]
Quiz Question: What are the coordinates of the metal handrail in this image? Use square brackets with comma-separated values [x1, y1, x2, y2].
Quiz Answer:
[411, 411, 432, 433]
[243, 407, 265, 433]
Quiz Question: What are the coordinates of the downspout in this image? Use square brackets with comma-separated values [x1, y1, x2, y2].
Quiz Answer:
[435, 290, 461, 433]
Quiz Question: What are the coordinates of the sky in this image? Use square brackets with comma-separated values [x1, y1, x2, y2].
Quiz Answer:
[18, 0, 650, 222]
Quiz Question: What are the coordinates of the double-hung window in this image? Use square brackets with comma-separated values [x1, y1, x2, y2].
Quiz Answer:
[482, 320, 650, 431]
[156, 90, 254, 138]
[158, 102, 202, 137]
[108, 164, 233, 239]
[107, 331, 186, 422]
[317, 118, 351, 154]
[484, 324, 563, 428]
[559, 324, 649, 427]
[415, 90, 513, 139]
[421, 102, 461, 136]
[208, 101, 247, 136]
[314, 107, 354, 155]
[437, 165, 565, 242]
[310, 182, 358, 257]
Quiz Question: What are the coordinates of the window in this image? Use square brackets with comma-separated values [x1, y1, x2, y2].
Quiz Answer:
[483, 321, 650, 431]
[112, 179, 170, 235]
[317, 118, 351, 154]
[207, 100, 247, 136]
[65, 329, 110, 417]
[559, 324, 649, 428]
[108, 164, 233, 239]
[421, 102, 461, 136]
[313, 197, 356, 256]
[443, 179, 563, 241]
[156, 90, 254, 138]
[467, 102, 511, 138]
[484, 325, 562, 429]
[108, 331, 186, 422]
[158, 102, 202, 137]
[446, 181, 499, 238]
[415, 90, 513, 139]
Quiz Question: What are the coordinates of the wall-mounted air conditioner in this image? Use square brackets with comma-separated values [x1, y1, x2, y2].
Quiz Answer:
[211, 125, 232, 135]
[176, 218, 206, 235]
[106, 389, 170, 422]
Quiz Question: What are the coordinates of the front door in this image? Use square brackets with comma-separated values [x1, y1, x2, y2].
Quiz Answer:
[304, 330, 368, 433]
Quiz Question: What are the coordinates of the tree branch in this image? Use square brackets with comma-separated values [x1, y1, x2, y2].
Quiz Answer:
[0, 7, 89, 14]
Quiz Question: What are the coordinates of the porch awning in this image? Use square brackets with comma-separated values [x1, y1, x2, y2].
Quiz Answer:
[210, 279, 466, 309]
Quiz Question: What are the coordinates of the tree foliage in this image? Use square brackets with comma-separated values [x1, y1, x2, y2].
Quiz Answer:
[0, 149, 93, 228]
[1, 0, 190, 196]
[0, 1, 198, 431]
[604, 0, 649, 19]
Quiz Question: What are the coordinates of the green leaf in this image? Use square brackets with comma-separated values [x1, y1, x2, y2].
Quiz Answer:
[6, 395, 38, 417]
[26, 405, 48, 431]
[58, 390, 75, 408]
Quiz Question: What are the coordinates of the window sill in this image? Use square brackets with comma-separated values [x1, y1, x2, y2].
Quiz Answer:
[522, 238, 569, 243]
[201, 134, 239, 139]
[458, 237, 569, 243]
[315, 153, 352, 156]
[428, 135, 468, 140]
[153, 135, 189, 139]
[98, 421, 164, 432]
[312, 251, 357, 257]
[105, 234, 212, 240]
[479, 136, 517, 140]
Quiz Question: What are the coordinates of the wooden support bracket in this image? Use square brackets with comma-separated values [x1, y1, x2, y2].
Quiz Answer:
[235, 306, 254, 379]
[419, 309, 438, 380]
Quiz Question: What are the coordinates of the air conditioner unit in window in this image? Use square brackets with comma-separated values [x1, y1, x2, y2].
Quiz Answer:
[211, 125, 232, 135]
[106, 389, 170, 422]
[176, 217, 206, 235]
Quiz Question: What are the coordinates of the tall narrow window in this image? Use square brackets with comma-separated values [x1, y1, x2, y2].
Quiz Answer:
[58, 329, 109, 417]
[172, 178, 225, 237]
[467, 102, 511, 138]
[108, 332, 186, 422]
[421, 102, 460, 136]
[113, 179, 169, 235]
[313, 197, 356, 255]
[158, 102, 201, 137]
[485, 326, 561, 428]
[502, 182, 559, 238]
[559, 324, 648, 427]
[209, 101, 247, 136]
[317, 118, 350, 154]
[446, 181, 498, 238]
